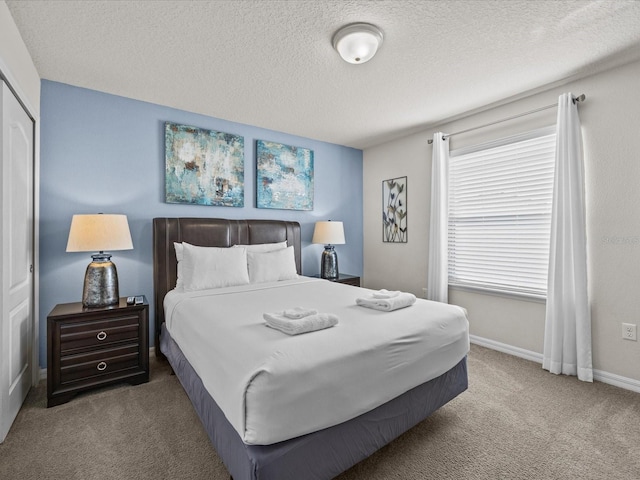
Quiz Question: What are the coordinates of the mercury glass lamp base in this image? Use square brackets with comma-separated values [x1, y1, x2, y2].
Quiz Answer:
[320, 245, 339, 280]
[82, 253, 120, 308]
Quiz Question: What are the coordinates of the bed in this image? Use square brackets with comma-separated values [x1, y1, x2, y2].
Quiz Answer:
[153, 217, 469, 480]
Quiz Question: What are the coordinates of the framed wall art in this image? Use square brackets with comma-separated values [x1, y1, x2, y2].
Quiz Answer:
[383, 176, 407, 243]
[256, 140, 314, 211]
[165, 122, 245, 207]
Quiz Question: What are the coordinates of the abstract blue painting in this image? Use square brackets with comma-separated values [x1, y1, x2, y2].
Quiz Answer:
[256, 140, 314, 211]
[165, 122, 244, 207]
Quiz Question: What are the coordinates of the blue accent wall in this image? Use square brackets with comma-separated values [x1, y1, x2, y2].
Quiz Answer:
[40, 80, 363, 367]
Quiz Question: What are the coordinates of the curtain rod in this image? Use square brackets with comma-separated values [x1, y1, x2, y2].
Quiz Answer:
[427, 94, 586, 144]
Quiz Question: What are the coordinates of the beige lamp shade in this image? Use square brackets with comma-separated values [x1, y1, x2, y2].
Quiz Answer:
[312, 221, 345, 245]
[66, 214, 133, 252]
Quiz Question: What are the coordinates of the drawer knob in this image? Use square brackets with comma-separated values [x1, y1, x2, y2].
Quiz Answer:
[96, 331, 107, 341]
[97, 361, 107, 371]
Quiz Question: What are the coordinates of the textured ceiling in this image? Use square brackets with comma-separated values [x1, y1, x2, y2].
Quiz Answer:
[6, 0, 640, 149]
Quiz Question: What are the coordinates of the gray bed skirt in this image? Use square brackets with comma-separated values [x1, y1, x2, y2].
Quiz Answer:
[160, 324, 468, 480]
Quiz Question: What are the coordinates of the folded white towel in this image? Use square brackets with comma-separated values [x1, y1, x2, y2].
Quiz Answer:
[356, 292, 417, 312]
[282, 307, 318, 319]
[371, 289, 400, 299]
[264, 312, 339, 335]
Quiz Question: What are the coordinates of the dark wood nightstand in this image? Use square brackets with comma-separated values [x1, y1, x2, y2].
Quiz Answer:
[47, 297, 149, 407]
[311, 273, 361, 287]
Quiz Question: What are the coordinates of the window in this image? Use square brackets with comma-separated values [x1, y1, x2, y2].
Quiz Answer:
[448, 126, 556, 299]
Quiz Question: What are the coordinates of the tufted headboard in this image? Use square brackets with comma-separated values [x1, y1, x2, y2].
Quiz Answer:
[152, 217, 302, 357]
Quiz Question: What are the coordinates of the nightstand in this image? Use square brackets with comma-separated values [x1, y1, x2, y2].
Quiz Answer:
[311, 273, 360, 287]
[47, 297, 149, 407]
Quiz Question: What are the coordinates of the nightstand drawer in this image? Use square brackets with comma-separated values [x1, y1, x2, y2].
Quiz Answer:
[60, 344, 140, 385]
[60, 315, 140, 353]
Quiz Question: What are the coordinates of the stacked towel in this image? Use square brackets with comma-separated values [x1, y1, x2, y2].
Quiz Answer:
[282, 307, 318, 319]
[356, 292, 416, 312]
[264, 312, 339, 335]
[371, 289, 400, 299]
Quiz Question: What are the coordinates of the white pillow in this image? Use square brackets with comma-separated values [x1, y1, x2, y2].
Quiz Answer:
[174, 242, 184, 289]
[181, 242, 250, 291]
[232, 241, 287, 253]
[247, 246, 298, 284]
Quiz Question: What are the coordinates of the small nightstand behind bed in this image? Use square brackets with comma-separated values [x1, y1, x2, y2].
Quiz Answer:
[47, 297, 149, 407]
[311, 273, 360, 287]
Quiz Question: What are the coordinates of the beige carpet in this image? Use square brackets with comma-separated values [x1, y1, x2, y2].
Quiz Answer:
[1, 344, 639, 480]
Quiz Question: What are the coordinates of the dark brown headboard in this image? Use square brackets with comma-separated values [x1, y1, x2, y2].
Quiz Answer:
[152, 217, 301, 357]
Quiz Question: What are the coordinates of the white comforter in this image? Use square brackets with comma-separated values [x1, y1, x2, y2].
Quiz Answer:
[164, 277, 469, 445]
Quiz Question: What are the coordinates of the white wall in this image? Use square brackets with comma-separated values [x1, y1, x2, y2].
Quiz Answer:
[0, 1, 40, 115]
[363, 59, 640, 383]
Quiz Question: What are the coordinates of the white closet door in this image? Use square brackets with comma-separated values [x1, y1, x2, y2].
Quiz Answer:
[0, 81, 34, 442]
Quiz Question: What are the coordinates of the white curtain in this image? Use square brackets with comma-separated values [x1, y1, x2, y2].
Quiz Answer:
[543, 93, 593, 382]
[427, 132, 450, 303]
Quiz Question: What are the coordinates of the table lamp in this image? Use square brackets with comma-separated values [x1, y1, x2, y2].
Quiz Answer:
[66, 214, 133, 307]
[312, 221, 345, 280]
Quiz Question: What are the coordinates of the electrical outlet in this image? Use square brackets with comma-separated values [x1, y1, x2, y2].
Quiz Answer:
[622, 323, 637, 341]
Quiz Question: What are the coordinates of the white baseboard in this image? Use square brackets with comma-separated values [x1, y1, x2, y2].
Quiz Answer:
[592, 368, 640, 394]
[469, 334, 640, 394]
[38, 346, 158, 382]
[470, 335, 544, 363]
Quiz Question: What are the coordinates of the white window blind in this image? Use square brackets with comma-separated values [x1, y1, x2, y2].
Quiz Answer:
[448, 126, 556, 298]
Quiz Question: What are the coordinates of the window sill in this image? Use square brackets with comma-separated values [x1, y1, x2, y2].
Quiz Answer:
[448, 284, 546, 304]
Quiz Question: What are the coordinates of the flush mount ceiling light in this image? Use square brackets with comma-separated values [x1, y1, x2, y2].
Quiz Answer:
[332, 23, 383, 64]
